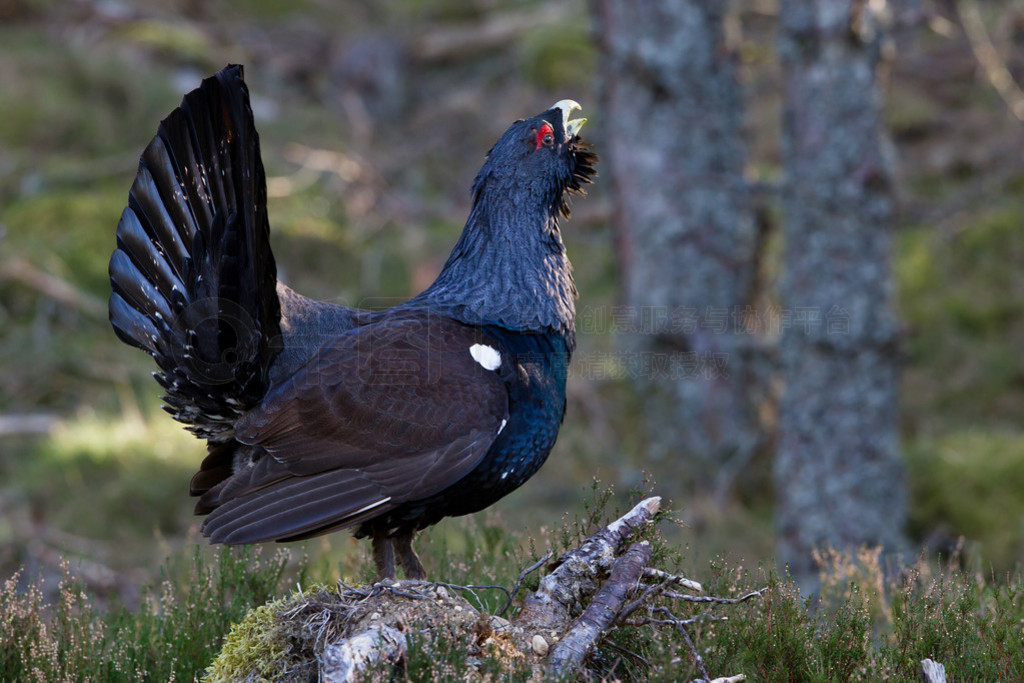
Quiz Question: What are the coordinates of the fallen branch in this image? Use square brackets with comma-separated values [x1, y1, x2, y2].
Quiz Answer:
[514, 496, 661, 634]
[665, 588, 768, 605]
[320, 624, 407, 683]
[643, 566, 703, 593]
[546, 541, 652, 677]
[921, 658, 947, 683]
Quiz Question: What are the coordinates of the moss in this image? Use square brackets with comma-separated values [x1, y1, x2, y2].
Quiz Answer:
[205, 598, 293, 682]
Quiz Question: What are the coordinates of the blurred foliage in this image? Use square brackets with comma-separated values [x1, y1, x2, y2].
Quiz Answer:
[907, 429, 1024, 570]
[899, 204, 1024, 427]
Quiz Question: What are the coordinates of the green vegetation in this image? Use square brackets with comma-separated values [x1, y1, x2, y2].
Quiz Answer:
[0, 546, 294, 681]
[1, 501, 1020, 681]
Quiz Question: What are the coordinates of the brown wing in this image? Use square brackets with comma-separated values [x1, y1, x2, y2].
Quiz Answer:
[197, 313, 509, 544]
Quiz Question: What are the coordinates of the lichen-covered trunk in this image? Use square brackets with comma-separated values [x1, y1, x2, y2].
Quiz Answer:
[591, 0, 760, 494]
[775, 0, 907, 580]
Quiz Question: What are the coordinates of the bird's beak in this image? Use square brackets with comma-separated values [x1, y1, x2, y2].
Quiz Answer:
[551, 99, 587, 138]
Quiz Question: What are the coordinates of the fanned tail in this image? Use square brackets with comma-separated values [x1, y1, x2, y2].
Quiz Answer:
[109, 65, 281, 442]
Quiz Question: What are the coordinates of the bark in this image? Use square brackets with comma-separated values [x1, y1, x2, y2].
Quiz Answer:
[591, 0, 761, 494]
[514, 496, 661, 635]
[320, 625, 407, 683]
[775, 0, 907, 581]
[920, 658, 947, 683]
[545, 540, 652, 677]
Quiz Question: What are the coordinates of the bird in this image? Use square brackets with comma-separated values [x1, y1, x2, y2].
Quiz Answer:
[108, 64, 595, 581]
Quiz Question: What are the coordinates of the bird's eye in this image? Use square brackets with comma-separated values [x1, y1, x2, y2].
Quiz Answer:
[535, 123, 555, 150]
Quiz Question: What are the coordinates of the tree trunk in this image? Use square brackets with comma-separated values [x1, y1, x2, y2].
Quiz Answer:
[591, 0, 761, 496]
[775, 0, 907, 581]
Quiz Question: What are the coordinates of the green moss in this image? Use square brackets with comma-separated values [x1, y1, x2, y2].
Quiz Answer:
[205, 598, 293, 682]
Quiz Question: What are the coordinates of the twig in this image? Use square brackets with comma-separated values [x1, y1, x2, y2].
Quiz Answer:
[622, 615, 702, 628]
[617, 578, 672, 623]
[498, 549, 553, 617]
[667, 605, 710, 682]
[432, 582, 511, 609]
[618, 567, 713, 623]
[958, 0, 1024, 121]
[546, 541, 652, 678]
[603, 639, 649, 668]
[664, 588, 766, 605]
[643, 567, 703, 593]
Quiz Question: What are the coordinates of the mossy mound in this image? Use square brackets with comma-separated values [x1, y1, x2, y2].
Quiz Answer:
[205, 581, 527, 682]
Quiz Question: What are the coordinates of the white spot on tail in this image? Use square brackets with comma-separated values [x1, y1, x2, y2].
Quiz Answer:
[498, 419, 507, 435]
[469, 344, 501, 371]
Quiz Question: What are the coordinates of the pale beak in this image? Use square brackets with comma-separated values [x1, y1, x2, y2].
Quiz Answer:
[551, 99, 587, 138]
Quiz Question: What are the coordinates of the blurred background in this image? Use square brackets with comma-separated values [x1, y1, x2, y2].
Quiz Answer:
[1, 0, 1022, 604]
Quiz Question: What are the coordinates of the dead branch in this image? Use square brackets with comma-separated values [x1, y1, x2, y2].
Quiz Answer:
[320, 624, 407, 683]
[921, 658, 947, 683]
[642, 567, 703, 593]
[957, 0, 1024, 121]
[665, 588, 767, 605]
[514, 496, 661, 634]
[546, 541, 652, 677]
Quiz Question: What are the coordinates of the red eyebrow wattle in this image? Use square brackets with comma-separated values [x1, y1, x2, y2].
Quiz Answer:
[535, 123, 554, 149]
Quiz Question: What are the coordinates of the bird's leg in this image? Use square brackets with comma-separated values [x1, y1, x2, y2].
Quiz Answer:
[395, 531, 427, 581]
[372, 528, 396, 582]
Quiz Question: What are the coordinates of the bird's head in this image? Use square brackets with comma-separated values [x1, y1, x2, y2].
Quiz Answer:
[471, 100, 597, 219]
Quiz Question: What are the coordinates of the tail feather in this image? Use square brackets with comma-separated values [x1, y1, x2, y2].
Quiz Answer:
[109, 65, 281, 442]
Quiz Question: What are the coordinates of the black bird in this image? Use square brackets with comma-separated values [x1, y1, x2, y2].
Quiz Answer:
[108, 65, 595, 580]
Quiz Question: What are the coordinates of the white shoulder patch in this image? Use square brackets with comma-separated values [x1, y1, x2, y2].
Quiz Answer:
[469, 343, 501, 371]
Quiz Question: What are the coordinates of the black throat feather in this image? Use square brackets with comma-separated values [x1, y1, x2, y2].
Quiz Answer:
[413, 138, 597, 344]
